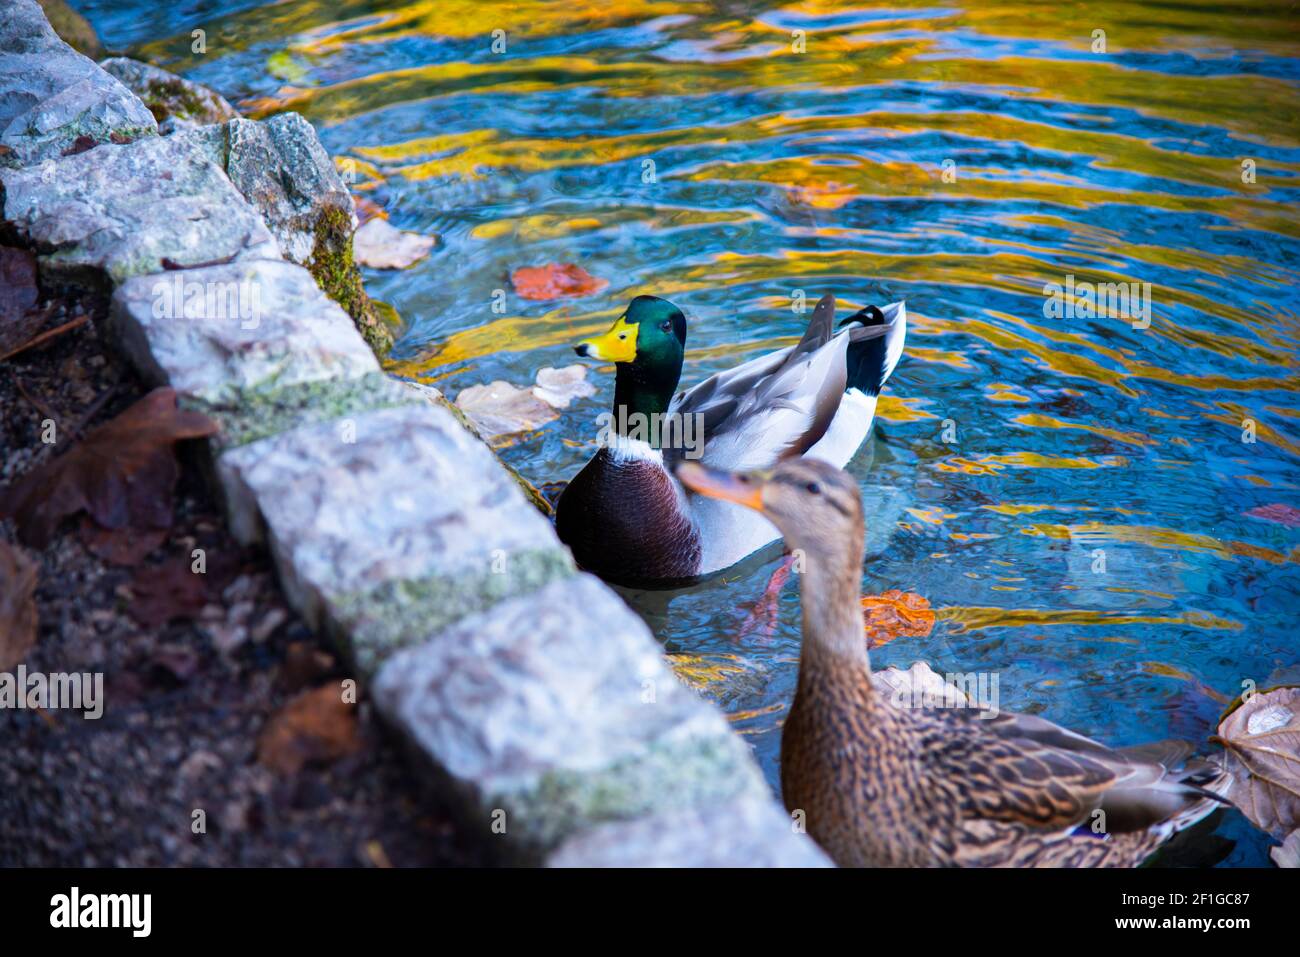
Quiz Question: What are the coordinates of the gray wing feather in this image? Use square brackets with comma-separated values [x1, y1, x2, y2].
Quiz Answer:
[664, 294, 889, 469]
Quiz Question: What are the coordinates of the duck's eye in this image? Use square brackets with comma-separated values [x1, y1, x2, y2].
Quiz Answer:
[805, 481, 822, 495]
[660, 319, 672, 332]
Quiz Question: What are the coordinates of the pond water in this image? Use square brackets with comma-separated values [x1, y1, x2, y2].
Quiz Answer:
[81, 0, 1300, 865]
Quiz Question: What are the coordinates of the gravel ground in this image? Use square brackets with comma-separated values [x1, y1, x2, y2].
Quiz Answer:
[0, 292, 488, 867]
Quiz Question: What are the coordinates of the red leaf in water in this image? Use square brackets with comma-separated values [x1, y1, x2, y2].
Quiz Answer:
[0, 540, 39, 670]
[511, 263, 608, 301]
[257, 685, 362, 775]
[862, 590, 935, 649]
[0, 387, 218, 548]
[1245, 503, 1300, 528]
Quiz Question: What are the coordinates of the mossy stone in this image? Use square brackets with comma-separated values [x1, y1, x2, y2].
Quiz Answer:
[309, 205, 394, 358]
[339, 548, 576, 677]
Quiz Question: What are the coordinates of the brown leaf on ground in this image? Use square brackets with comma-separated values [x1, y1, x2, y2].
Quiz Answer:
[0, 540, 39, 670]
[1215, 685, 1300, 840]
[0, 247, 38, 324]
[0, 246, 45, 355]
[0, 387, 218, 548]
[62, 134, 97, 156]
[127, 555, 215, 628]
[281, 641, 337, 692]
[80, 519, 168, 566]
[511, 263, 608, 301]
[257, 685, 362, 775]
[862, 590, 935, 648]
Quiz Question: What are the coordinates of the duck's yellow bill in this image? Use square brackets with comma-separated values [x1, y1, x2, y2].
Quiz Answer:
[576, 315, 638, 363]
[677, 462, 765, 511]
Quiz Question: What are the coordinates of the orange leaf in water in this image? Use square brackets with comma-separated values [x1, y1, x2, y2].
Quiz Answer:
[352, 195, 387, 225]
[0, 387, 218, 548]
[0, 540, 39, 670]
[257, 684, 362, 775]
[511, 263, 608, 301]
[862, 590, 935, 648]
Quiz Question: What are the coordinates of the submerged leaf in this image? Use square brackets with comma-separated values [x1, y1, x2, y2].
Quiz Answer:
[872, 660, 973, 708]
[455, 380, 559, 443]
[511, 263, 607, 301]
[1245, 503, 1300, 528]
[0, 540, 39, 671]
[862, 589, 935, 648]
[533, 364, 596, 409]
[352, 217, 436, 269]
[1215, 685, 1300, 839]
[0, 388, 218, 548]
[257, 685, 361, 775]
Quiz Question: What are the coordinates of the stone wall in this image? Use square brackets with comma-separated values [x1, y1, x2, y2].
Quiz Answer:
[0, 0, 829, 867]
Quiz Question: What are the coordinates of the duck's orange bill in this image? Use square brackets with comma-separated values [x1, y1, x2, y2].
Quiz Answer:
[676, 462, 765, 511]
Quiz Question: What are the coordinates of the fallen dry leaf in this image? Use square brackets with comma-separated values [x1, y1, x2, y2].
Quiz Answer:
[0, 246, 45, 355]
[1214, 685, 1300, 839]
[281, 641, 336, 692]
[0, 387, 218, 548]
[1245, 503, 1300, 528]
[862, 589, 935, 648]
[127, 555, 214, 629]
[533, 364, 595, 409]
[80, 519, 168, 567]
[0, 540, 39, 671]
[511, 263, 607, 301]
[352, 217, 435, 269]
[0, 246, 38, 325]
[455, 379, 559, 443]
[257, 684, 362, 775]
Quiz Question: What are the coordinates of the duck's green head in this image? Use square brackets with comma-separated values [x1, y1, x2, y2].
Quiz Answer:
[575, 295, 687, 421]
[575, 295, 686, 369]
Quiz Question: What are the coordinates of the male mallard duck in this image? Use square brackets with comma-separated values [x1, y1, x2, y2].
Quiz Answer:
[556, 292, 905, 585]
[678, 457, 1230, 867]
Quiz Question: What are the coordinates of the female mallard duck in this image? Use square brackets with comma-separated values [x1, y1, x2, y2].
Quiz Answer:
[677, 457, 1230, 867]
[556, 292, 906, 585]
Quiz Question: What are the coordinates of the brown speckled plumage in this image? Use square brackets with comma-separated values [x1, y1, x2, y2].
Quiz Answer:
[680, 458, 1229, 868]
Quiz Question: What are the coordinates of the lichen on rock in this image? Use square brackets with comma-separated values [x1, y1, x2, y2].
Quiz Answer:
[0, 0, 157, 167]
[99, 57, 238, 130]
[339, 547, 576, 678]
[185, 370, 420, 452]
[185, 112, 396, 358]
